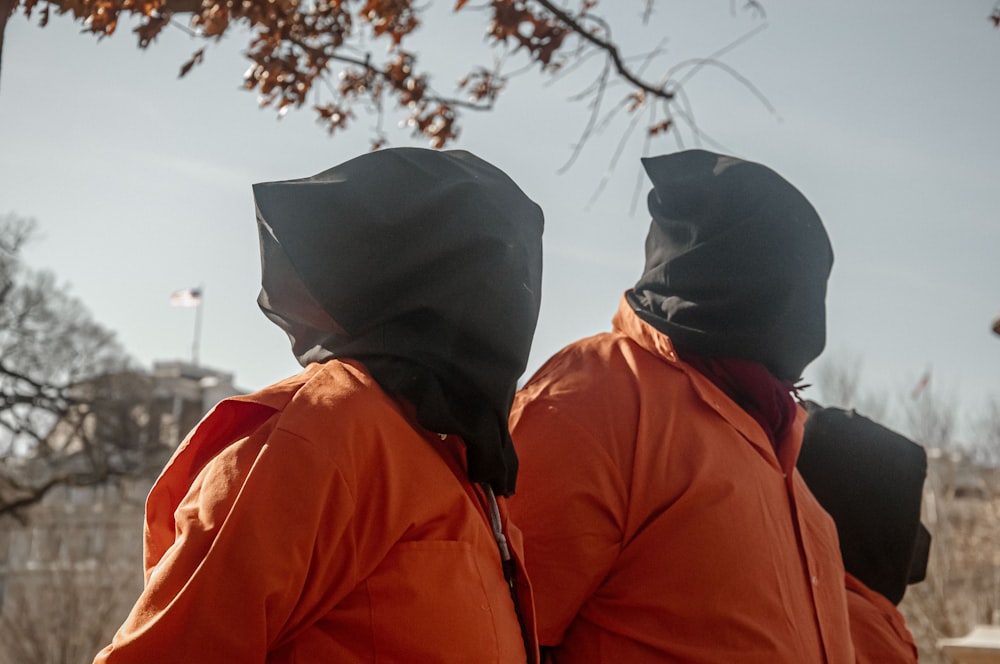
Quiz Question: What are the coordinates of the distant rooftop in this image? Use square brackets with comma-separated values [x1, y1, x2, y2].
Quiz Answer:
[939, 624, 1000, 663]
[152, 360, 235, 386]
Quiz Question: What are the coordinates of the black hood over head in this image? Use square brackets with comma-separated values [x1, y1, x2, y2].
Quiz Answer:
[627, 149, 833, 382]
[252, 148, 544, 495]
[797, 403, 931, 605]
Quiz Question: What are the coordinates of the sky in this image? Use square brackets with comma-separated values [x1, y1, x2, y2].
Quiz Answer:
[2, 1, 999, 441]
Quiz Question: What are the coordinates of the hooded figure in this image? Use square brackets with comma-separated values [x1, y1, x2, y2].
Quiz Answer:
[798, 403, 930, 605]
[797, 403, 929, 663]
[628, 149, 833, 383]
[95, 148, 543, 664]
[253, 147, 543, 495]
[509, 150, 855, 663]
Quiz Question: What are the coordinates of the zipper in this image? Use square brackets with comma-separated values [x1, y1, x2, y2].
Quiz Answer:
[481, 482, 533, 663]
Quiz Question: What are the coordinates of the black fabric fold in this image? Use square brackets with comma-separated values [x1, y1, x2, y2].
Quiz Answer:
[252, 148, 544, 495]
[627, 149, 833, 382]
[798, 403, 930, 605]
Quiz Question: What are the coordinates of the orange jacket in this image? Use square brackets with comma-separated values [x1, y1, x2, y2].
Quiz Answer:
[95, 360, 537, 663]
[845, 574, 918, 664]
[508, 297, 853, 664]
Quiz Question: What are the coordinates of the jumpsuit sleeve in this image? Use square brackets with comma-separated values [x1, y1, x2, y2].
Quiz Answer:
[93, 425, 356, 664]
[508, 398, 628, 647]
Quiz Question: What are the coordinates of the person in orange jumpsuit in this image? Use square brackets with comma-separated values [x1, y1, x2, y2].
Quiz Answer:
[798, 404, 930, 664]
[508, 149, 854, 663]
[94, 148, 543, 663]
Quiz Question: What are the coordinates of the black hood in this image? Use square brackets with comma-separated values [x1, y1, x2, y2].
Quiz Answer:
[627, 150, 833, 382]
[252, 148, 544, 495]
[798, 403, 931, 605]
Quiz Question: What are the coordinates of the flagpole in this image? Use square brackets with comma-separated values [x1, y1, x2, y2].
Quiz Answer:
[170, 286, 205, 364]
[192, 286, 204, 366]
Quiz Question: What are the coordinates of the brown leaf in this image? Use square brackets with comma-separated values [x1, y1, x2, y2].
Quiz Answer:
[647, 119, 672, 136]
[178, 47, 205, 78]
[134, 15, 169, 47]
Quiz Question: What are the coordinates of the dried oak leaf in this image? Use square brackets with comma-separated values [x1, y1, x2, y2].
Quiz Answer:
[178, 47, 205, 77]
[134, 14, 169, 47]
[647, 119, 672, 136]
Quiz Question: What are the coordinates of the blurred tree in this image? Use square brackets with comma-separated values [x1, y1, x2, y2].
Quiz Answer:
[0, 213, 152, 518]
[811, 350, 889, 423]
[0, 0, 768, 148]
[0, 516, 143, 664]
[810, 354, 1000, 664]
[968, 397, 1000, 467]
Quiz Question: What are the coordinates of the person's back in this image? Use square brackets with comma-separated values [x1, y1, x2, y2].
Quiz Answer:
[798, 403, 930, 664]
[509, 150, 853, 663]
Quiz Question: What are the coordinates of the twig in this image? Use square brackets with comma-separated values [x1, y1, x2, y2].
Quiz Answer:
[669, 21, 769, 87]
[558, 59, 611, 173]
[531, 0, 673, 102]
[668, 58, 778, 119]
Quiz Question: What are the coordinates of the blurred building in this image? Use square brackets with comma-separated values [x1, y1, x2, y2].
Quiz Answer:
[940, 624, 1000, 664]
[0, 361, 241, 661]
[900, 447, 1000, 664]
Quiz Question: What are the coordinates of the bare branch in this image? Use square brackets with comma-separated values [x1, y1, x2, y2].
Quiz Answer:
[0, 0, 13, 92]
[670, 22, 769, 88]
[558, 59, 612, 173]
[0, 467, 128, 516]
[531, 0, 673, 102]
[0, 214, 146, 519]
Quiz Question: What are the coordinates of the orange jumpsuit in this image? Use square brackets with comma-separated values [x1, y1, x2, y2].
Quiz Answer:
[508, 297, 853, 664]
[846, 574, 918, 664]
[95, 359, 536, 663]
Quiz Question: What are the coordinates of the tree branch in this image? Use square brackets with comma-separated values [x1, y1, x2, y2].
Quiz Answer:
[0, 0, 14, 92]
[530, 0, 673, 102]
[319, 49, 498, 112]
[0, 468, 124, 519]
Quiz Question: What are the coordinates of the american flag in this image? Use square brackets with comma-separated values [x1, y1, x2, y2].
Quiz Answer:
[910, 370, 931, 400]
[169, 287, 203, 307]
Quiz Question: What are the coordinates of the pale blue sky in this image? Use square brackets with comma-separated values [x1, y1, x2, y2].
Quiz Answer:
[2, 1, 998, 440]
